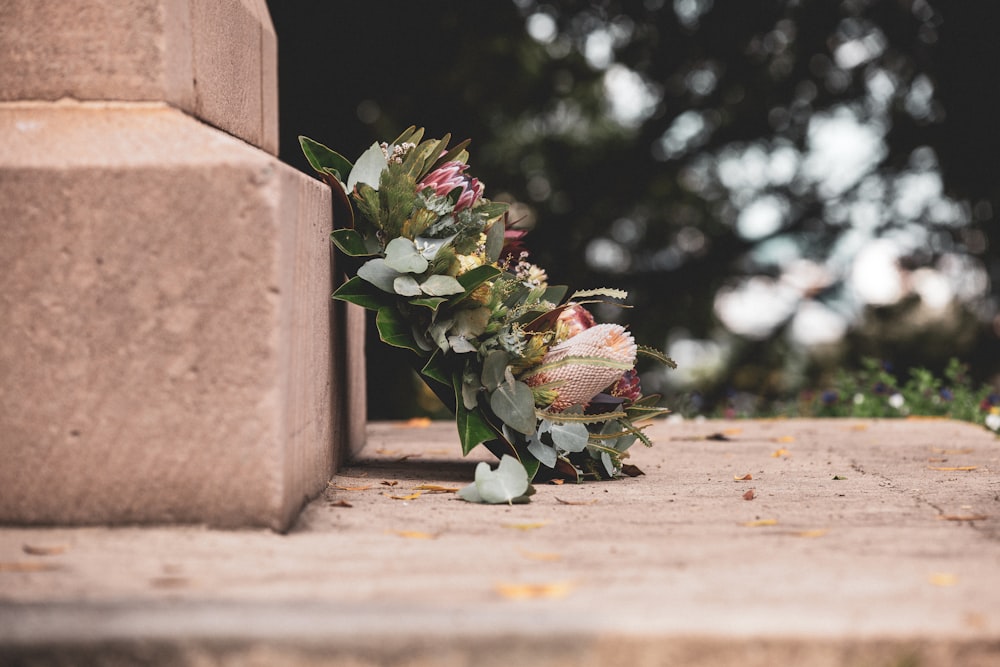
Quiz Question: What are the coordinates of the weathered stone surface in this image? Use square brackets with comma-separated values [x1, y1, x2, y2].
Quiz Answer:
[0, 0, 278, 154]
[0, 102, 336, 529]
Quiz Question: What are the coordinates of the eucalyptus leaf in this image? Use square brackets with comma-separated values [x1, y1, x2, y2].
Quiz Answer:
[526, 434, 557, 468]
[414, 234, 457, 261]
[393, 275, 422, 297]
[549, 421, 590, 453]
[481, 350, 510, 392]
[484, 218, 505, 263]
[461, 370, 481, 410]
[357, 258, 402, 293]
[448, 335, 477, 353]
[451, 307, 491, 337]
[600, 451, 616, 477]
[384, 237, 429, 274]
[457, 456, 530, 504]
[421, 274, 465, 296]
[347, 142, 388, 192]
[490, 380, 538, 435]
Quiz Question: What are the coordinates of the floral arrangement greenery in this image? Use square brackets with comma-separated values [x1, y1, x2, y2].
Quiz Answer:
[300, 127, 675, 493]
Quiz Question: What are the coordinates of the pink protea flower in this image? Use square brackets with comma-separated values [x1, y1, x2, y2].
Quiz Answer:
[554, 303, 596, 342]
[419, 161, 484, 211]
[523, 323, 637, 412]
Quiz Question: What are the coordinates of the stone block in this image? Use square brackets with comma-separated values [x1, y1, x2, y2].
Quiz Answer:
[0, 102, 342, 530]
[0, 0, 278, 155]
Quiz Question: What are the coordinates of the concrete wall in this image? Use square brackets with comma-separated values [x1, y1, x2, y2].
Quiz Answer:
[0, 0, 364, 530]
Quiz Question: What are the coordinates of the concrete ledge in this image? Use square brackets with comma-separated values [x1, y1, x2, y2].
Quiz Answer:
[0, 420, 997, 664]
[0, 0, 278, 154]
[0, 102, 336, 529]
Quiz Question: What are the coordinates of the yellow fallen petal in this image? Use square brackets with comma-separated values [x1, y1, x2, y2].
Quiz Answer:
[503, 522, 548, 531]
[742, 519, 778, 527]
[771, 448, 791, 458]
[389, 530, 435, 540]
[519, 549, 562, 562]
[928, 466, 978, 472]
[385, 491, 422, 501]
[495, 581, 576, 600]
[928, 573, 958, 587]
[774, 435, 795, 443]
[412, 484, 459, 493]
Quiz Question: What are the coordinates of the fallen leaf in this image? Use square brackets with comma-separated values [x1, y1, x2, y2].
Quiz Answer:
[705, 432, 731, 441]
[503, 522, 548, 531]
[928, 466, 978, 472]
[742, 518, 778, 527]
[742, 489, 756, 501]
[795, 529, 828, 538]
[774, 435, 795, 443]
[928, 573, 958, 587]
[385, 491, 422, 501]
[390, 530, 435, 540]
[555, 497, 598, 506]
[620, 464, 645, 477]
[832, 475, 847, 480]
[22, 544, 68, 556]
[931, 447, 973, 455]
[333, 484, 373, 491]
[0, 561, 60, 572]
[549, 479, 565, 485]
[519, 549, 562, 562]
[771, 448, 791, 458]
[149, 576, 188, 588]
[849, 424, 869, 431]
[375, 449, 401, 456]
[328, 499, 353, 508]
[938, 514, 989, 522]
[401, 417, 432, 427]
[413, 484, 459, 493]
[494, 581, 576, 600]
[927, 457, 948, 463]
[723, 428, 743, 435]
[381, 480, 399, 487]
[734, 473, 753, 481]
[394, 454, 422, 462]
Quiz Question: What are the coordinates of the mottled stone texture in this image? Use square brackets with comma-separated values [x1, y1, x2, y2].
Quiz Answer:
[0, 0, 278, 154]
[0, 104, 339, 530]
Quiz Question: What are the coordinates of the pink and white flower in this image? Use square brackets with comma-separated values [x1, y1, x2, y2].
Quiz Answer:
[419, 161, 484, 211]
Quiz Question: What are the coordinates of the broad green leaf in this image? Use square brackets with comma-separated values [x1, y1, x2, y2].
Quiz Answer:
[347, 142, 388, 192]
[299, 136, 353, 182]
[484, 218, 505, 263]
[548, 421, 590, 453]
[457, 456, 530, 504]
[420, 350, 451, 386]
[409, 296, 447, 311]
[454, 372, 498, 455]
[421, 274, 465, 296]
[457, 264, 502, 293]
[375, 307, 421, 353]
[332, 276, 393, 311]
[490, 380, 538, 435]
[481, 350, 510, 392]
[384, 237, 429, 274]
[357, 258, 402, 293]
[526, 434, 557, 468]
[330, 229, 374, 257]
[393, 275, 422, 297]
[542, 285, 569, 305]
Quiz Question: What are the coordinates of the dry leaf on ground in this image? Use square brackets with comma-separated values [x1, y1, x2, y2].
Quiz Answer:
[771, 448, 791, 458]
[495, 581, 576, 600]
[555, 497, 598, 506]
[928, 466, 978, 472]
[519, 549, 562, 562]
[774, 435, 795, 443]
[928, 573, 958, 587]
[385, 491, 422, 501]
[389, 530, 436, 540]
[333, 483, 373, 491]
[795, 529, 828, 538]
[413, 484, 458, 493]
[503, 522, 548, 531]
[742, 489, 756, 501]
[734, 473, 753, 481]
[0, 561, 60, 572]
[328, 500, 353, 508]
[742, 518, 778, 527]
[938, 514, 989, 522]
[22, 544, 68, 556]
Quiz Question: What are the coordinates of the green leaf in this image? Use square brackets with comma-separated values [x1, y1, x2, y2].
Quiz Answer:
[548, 421, 590, 453]
[331, 229, 375, 257]
[452, 307, 491, 338]
[421, 274, 465, 296]
[457, 456, 530, 504]
[393, 275, 422, 296]
[357, 258, 402, 293]
[427, 138, 471, 173]
[375, 307, 422, 353]
[332, 276, 393, 311]
[391, 125, 420, 146]
[409, 296, 447, 311]
[526, 434, 557, 468]
[637, 345, 678, 369]
[347, 142, 388, 192]
[384, 237, 429, 274]
[542, 285, 569, 305]
[299, 136, 353, 182]
[490, 380, 538, 435]
[456, 264, 501, 295]
[481, 350, 510, 392]
[454, 370, 498, 455]
[484, 218, 505, 263]
[420, 351, 451, 386]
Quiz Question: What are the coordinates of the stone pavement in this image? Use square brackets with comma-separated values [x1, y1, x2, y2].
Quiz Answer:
[1, 419, 998, 666]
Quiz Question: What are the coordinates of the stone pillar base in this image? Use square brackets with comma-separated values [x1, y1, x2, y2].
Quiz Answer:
[0, 102, 340, 530]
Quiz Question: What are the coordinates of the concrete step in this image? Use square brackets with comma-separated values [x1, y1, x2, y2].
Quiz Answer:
[2, 419, 999, 666]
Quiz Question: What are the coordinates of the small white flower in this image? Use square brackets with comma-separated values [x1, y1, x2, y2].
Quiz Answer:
[853, 393, 865, 405]
[889, 393, 905, 409]
[985, 413, 1000, 431]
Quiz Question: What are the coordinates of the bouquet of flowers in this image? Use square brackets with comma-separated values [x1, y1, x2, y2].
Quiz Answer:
[300, 127, 674, 495]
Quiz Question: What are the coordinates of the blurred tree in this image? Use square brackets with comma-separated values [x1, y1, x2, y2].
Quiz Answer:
[268, 0, 1000, 417]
